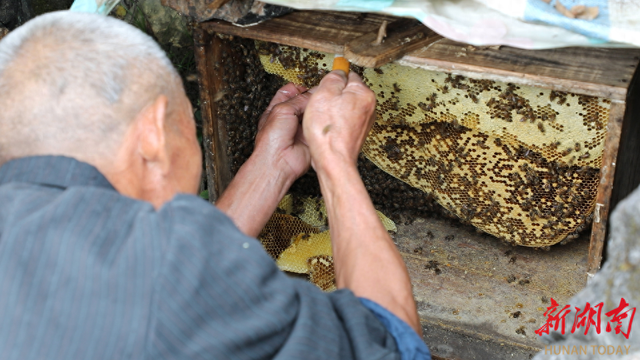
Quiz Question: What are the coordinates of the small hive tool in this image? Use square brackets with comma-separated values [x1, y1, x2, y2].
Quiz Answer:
[332, 55, 350, 75]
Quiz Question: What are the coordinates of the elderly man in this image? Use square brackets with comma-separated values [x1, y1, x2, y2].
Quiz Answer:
[0, 11, 429, 360]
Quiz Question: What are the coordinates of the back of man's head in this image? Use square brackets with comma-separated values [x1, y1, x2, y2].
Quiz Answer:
[0, 11, 179, 166]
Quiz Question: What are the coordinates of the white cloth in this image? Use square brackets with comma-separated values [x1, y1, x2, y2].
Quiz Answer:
[263, 0, 640, 49]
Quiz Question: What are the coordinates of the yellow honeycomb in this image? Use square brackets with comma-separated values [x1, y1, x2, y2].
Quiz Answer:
[308, 255, 337, 292]
[277, 231, 332, 273]
[257, 43, 608, 247]
[259, 194, 396, 291]
[258, 213, 319, 259]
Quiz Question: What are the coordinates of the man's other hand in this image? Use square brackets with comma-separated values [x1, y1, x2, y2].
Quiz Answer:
[302, 71, 376, 173]
[254, 82, 312, 183]
[217, 83, 312, 237]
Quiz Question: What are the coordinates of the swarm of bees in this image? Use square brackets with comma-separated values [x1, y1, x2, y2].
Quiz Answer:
[215, 37, 285, 175]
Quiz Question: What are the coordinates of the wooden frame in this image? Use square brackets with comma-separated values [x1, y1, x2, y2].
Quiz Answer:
[195, 10, 640, 276]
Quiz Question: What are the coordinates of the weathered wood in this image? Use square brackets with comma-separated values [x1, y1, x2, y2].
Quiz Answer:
[201, 10, 640, 99]
[193, 28, 234, 202]
[344, 18, 439, 68]
[193, 28, 217, 202]
[200, 11, 399, 55]
[402, 39, 640, 100]
[587, 101, 626, 279]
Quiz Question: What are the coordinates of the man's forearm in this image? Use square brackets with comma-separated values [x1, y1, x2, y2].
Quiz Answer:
[317, 158, 421, 334]
[216, 154, 293, 238]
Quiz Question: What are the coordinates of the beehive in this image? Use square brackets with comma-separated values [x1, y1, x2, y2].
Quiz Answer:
[193, 11, 640, 358]
[257, 43, 606, 247]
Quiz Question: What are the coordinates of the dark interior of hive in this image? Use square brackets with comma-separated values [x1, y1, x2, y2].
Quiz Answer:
[214, 35, 604, 287]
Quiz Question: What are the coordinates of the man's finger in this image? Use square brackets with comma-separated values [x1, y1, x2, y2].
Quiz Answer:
[259, 91, 312, 131]
[270, 90, 312, 119]
[316, 70, 348, 97]
[343, 71, 368, 93]
[265, 83, 307, 113]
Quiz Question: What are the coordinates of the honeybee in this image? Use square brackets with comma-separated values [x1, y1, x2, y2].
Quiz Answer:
[529, 208, 541, 221]
[577, 166, 590, 175]
[418, 102, 434, 112]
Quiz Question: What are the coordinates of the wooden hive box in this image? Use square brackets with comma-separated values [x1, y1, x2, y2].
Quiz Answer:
[192, 11, 640, 360]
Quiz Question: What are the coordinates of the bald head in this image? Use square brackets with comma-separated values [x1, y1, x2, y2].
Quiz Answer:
[0, 11, 181, 166]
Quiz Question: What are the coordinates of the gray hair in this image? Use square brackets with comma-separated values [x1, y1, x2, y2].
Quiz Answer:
[0, 11, 180, 165]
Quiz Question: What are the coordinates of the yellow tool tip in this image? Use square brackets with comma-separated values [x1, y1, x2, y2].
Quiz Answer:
[332, 56, 350, 75]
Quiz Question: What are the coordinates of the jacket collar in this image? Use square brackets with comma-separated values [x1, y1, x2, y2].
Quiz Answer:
[0, 155, 115, 191]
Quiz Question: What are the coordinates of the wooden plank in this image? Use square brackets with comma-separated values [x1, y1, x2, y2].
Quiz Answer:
[344, 18, 440, 68]
[193, 28, 234, 202]
[402, 39, 640, 100]
[193, 28, 217, 202]
[200, 11, 399, 55]
[201, 10, 640, 99]
[587, 100, 626, 279]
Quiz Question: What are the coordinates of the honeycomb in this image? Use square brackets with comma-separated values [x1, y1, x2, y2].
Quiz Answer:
[308, 255, 336, 292]
[258, 213, 319, 259]
[258, 194, 396, 291]
[277, 231, 333, 273]
[257, 43, 608, 247]
[276, 194, 397, 231]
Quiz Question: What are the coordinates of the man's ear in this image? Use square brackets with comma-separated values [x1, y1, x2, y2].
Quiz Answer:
[137, 95, 170, 173]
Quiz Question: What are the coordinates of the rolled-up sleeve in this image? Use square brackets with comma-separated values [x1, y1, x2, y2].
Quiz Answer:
[146, 195, 402, 360]
[360, 298, 431, 360]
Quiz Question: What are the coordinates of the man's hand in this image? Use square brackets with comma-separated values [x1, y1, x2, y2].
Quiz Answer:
[216, 83, 312, 238]
[302, 70, 421, 335]
[254, 82, 311, 182]
[303, 71, 376, 172]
